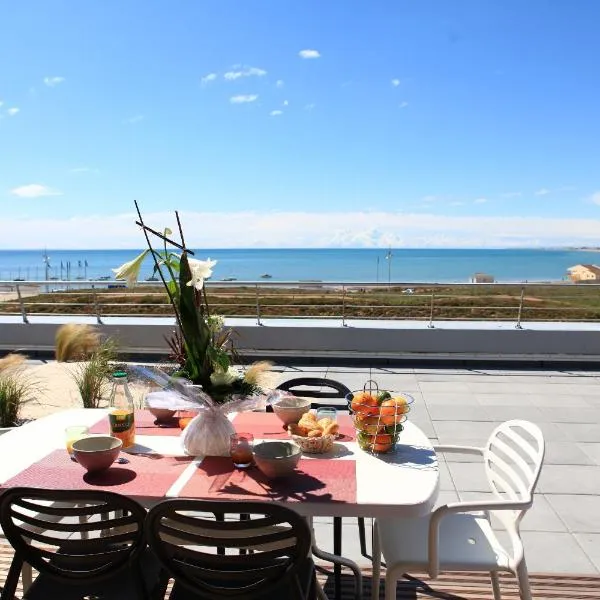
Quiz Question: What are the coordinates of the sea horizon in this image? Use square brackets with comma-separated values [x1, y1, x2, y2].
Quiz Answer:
[0, 247, 596, 284]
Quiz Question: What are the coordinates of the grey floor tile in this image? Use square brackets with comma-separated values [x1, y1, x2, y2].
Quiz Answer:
[426, 405, 493, 422]
[459, 491, 567, 532]
[418, 382, 472, 394]
[422, 392, 481, 406]
[543, 442, 596, 465]
[546, 495, 600, 533]
[433, 490, 460, 508]
[408, 418, 436, 440]
[437, 461, 456, 492]
[579, 443, 600, 465]
[476, 393, 537, 407]
[519, 532, 597, 573]
[466, 382, 528, 395]
[538, 407, 600, 424]
[534, 422, 570, 442]
[561, 423, 600, 443]
[573, 533, 600, 572]
[528, 394, 595, 408]
[432, 421, 500, 443]
[437, 442, 487, 463]
[312, 520, 373, 567]
[483, 405, 545, 422]
[538, 465, 600, 494]
[446, 462, 489, 492]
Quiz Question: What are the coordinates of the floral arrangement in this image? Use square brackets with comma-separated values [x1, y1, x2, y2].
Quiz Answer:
[112, 203, 271, 403]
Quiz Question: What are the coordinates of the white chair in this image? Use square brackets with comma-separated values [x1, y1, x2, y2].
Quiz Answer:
[372, 420, 545, 600]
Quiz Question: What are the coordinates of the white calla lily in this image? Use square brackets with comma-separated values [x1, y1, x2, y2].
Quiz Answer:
[210, 366, 239, 387]
[186, 257, 217, 290]
[112, 250, 149, 288]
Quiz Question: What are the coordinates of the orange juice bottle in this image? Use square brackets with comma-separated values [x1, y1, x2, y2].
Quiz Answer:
[108, 371, 135, 448]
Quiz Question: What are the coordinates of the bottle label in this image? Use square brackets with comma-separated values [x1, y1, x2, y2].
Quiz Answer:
[109, 410, 134, 434]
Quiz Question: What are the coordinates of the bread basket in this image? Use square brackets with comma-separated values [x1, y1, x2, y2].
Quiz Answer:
[289, 432, 335, 454]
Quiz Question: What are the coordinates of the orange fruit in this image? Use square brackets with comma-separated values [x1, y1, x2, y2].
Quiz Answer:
[379, 398, 408, 425]
[350, 393, 380, 416]
[178, 417, 193, 430]
[355, 414, 384, 434]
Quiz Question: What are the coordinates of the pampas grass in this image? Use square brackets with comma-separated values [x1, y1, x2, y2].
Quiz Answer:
[72, 339, 117, 408]
[0, 353, 37, 427]
[243, 361, 275, 388]
[55, 324, 101, 362]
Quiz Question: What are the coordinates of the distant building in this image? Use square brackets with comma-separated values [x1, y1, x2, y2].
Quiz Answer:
[567, 264, 600, 282]
[470, 272, 495, 283]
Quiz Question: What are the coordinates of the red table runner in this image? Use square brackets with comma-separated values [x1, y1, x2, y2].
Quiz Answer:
[2, 450, 193, 499]
[179, 456, 356, 505]
[232, 412, 355, 441]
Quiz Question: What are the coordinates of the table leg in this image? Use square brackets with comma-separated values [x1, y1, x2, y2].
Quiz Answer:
[333, 517, 342, 600]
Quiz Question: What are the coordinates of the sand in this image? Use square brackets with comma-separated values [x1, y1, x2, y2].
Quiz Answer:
[18, 361, 151, 421]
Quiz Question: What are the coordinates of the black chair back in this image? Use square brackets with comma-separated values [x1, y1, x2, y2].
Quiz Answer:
[275, 377, 351, 409]
[0, 487, 147, 597]
[145, 499, 314, 600]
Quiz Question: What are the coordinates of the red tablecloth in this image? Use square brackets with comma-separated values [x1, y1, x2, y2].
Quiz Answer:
[179, 456, 357, 505]
[2, 449, 193, 499]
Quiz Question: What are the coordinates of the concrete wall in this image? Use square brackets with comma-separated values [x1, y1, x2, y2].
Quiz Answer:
[2, 316, 600, 364]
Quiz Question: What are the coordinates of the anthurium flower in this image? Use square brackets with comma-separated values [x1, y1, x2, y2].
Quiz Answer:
[186, 258, 217, 290]
[112, 250, 149, 287]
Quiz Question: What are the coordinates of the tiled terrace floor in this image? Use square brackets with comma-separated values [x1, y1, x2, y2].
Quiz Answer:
[276, 365, 600, 575]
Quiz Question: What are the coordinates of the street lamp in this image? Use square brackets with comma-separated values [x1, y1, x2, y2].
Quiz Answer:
[385, 248, 393, 290]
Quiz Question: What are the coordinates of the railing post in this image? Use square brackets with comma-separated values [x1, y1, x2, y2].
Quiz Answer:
[427, 292, 435, 329]
[16, 284, 29, 324]
[255, 284, 262, 326]
[92, 285, 103, 324]
[342, 285, 347, 327]
[515, 286, 525, 329]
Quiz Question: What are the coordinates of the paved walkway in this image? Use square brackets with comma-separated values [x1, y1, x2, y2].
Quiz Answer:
[280, 365, 600, 574]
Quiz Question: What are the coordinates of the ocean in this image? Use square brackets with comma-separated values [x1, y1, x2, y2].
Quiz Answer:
[0, 248, 595, 284]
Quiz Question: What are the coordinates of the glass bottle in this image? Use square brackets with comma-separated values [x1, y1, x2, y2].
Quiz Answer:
[108, 370, 135, 448]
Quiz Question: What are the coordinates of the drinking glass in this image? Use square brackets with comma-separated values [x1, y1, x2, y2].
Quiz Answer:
[65, 425, 89, 455]
[316, 407, 337, 424]
[230, 433, 254, 469]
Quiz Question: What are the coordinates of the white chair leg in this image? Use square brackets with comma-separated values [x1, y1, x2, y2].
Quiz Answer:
[371, 521, 381, 600]
[516, 561, 532, 600]
[490, 571, 502, 600]
[384, 564, 405, 600]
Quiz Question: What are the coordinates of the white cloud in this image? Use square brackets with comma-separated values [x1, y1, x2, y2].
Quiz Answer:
[421, 195, 438, 203]
[283, 100, 289, 106]
[304, 103, 316, 111]
[10, 184, 62, 198]
[399, 101, 409, 108]
[299, 49, 320, 59]
[201, 73, 217, 85]
[5, 210, 600, 249]
[450, 201, 465, 206]
[535, 188, 550, 196]
[43, 76, 65, 87]
[0, 100, 3, 108]
[230, 94, 258, 104]
[474, 198, 488, 204]
[391, 79, 401, 87]
[224, 66, 267, 80]
[270, 110, 283, 116]
[126, 114, 144, 124]
[500, 191, 522, 198]
[589, 192, 600, 206]
[7, 107, 19, 116]
[276, 80, 284, 88]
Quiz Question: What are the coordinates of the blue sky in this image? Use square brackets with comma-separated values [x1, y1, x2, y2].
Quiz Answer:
[1, 0, 600, 248]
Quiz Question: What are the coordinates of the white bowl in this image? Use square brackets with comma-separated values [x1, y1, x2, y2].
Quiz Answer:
[146, 405, 176, 422]
[253, 441, 302, 479]
[272, 396, 312, 426]
[72, 435, 122, 473]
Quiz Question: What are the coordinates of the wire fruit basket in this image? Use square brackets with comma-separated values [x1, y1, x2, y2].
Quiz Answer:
[346, 380, 414, 454]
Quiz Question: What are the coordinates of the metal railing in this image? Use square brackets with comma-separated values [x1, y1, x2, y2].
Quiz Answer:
[1, 280, 600, 328]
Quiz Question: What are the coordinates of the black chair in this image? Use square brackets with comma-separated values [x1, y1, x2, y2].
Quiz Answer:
[145, 499, 317, 599]
[275, 377, 351, 410]
[275, 377, 366, 599]
[0, 487, 156, 600]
